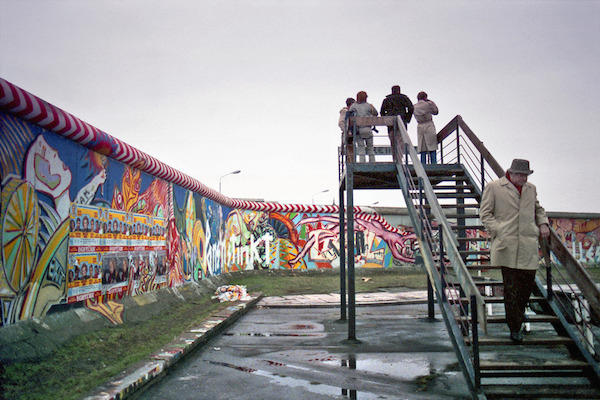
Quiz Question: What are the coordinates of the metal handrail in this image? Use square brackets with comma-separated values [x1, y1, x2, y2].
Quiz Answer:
[438, 116, 498, 192]
[391, 116, 487, 398]
[392, 116, 486, 329]
[438, 115, 600, 379]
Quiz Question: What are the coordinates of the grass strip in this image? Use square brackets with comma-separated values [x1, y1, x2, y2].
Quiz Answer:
[2, 296, 222, 400]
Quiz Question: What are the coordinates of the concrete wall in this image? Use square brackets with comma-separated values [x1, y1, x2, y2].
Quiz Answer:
[1, 79, 598, 329]
[0, 79, 419, 327]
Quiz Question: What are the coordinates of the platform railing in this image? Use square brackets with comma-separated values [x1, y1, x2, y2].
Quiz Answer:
[437, 115, 503, 193]
[339, 115, 398, 171]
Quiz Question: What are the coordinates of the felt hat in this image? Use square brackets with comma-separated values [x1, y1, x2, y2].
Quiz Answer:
[507, 159, 533, 175]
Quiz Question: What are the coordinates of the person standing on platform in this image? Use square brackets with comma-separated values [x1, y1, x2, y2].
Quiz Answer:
[338, 97, 355, 134]
[479, 159, 550, 343]
[380, 85, 414, 129]
[413, 91, 439, 164]
[339, 97, 356, 160]
[349, 91, 378, 163]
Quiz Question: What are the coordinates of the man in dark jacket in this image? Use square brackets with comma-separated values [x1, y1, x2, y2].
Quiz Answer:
[380, 85, 414, 129]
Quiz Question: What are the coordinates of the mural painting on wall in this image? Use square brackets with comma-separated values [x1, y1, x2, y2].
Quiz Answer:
[1, 108, 423, 327]
[0, 112, 173, 326]
[221, 211, 419, 271]
[0, 124, 106, 325]
[171, 191, 420, 281]
[551, 218, 600, 265]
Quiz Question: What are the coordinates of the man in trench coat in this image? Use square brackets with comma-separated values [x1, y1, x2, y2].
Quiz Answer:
[479, 159, 550, 342]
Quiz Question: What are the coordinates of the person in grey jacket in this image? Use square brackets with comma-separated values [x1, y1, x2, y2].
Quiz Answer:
[349, 91, 378, 163]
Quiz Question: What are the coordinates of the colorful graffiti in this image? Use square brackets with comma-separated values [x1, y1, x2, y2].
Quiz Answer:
[0, 104, 420, 327]
[551, 218, 600, 265]
[1, 78, 598, 329]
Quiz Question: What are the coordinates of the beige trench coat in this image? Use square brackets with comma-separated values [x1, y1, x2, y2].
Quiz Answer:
[414, 99, 439, 152]
[479, 176, 549, 270]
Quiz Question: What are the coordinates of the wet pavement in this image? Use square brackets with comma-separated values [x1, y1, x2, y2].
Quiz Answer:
[136, 291, 472, 400]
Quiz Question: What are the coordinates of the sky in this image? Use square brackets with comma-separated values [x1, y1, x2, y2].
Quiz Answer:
[1, 0, 599, 213]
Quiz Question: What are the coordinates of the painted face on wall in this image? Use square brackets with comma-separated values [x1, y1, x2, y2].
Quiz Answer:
[25, 135, 72, 200]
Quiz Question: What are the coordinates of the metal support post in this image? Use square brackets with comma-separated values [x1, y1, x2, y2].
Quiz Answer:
[480, 153, 485, 191]
[471, 294, 481, 388]
[418, 177, 424, 237]
[346, 165, 357, 341]
[339, 185, 347, 321]
[439, 227, 446, 302]
[542, 238, 553, 301]
[456, 125, 461, 165]
[427, 274, 435, 320]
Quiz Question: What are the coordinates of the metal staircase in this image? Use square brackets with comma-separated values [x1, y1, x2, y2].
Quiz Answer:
[339, 114, 600, 399]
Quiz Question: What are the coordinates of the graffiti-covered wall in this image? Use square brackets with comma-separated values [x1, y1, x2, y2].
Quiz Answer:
[1, 79, 597, 328]
[0, 78, 419, 327]
[549, 214, 600, 266]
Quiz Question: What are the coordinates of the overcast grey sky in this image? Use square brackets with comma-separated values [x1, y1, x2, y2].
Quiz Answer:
[1, 0, 599, 212]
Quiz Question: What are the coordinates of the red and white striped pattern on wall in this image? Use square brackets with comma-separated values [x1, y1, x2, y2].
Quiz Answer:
[0, 78, 405, 229]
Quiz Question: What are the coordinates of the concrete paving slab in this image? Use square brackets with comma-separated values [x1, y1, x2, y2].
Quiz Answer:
[258, 290, 428, 308]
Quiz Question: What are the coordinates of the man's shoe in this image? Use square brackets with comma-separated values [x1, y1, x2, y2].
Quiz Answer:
[510, 330, 523, 343]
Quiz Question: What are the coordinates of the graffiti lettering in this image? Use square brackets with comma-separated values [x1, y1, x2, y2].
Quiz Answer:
[47, 259, 65, 287]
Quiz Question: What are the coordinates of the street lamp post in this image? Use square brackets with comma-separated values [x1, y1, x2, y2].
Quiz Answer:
[312, 189, 329, 204]
[219, 170, 241, 192]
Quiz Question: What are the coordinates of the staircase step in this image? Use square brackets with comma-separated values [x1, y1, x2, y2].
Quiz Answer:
[473, 280, 502, 286]
[479, 359, 588, 371]
[467, 336, 573, 346]
[486, 314, 560, 324]
[481, 370, 586, 378]
[427, 175, 469, 181]
[482, 384, 600, 399]
[458, 314, 560, 324]
[429, 184, 476, 190]
[459, 250, 490, 256]
[465, 264, 502, 270]
[457, 237, 488, 242]
[437, 213, 481, 219]
[433, 193, 480, 199]
[462, 258, 491, 264]
[459, 296, 546, 304]
[421, 204, 480, 209]
[451, 224, 485, 230]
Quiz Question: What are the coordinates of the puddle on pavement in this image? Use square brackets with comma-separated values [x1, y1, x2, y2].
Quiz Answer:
[275, 350, 441, 381]
[324, 355, 433, 381]
[224, 322, 326, 338]
[201, 359, 400, 399]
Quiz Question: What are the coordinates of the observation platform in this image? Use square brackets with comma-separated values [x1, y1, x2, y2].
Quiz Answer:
[341, 163, 468, 190]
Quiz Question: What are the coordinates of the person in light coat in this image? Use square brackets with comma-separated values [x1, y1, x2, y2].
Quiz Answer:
[413, 91, 439, 164]
[349, 91, 378, 163]
[338, 97, 355, 133]
[480, 159, 550, 343]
